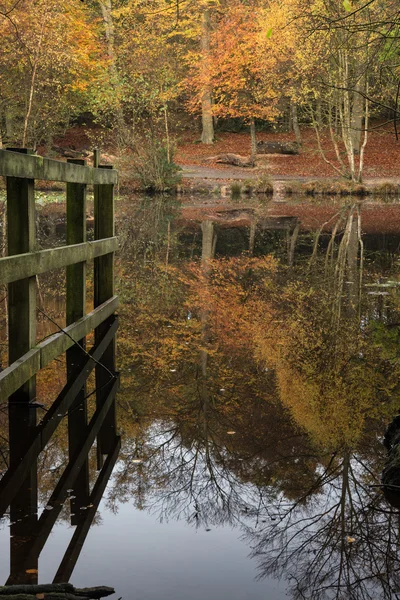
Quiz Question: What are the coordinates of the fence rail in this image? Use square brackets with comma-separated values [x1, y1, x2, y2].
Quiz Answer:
[0, 148, 118, 183]
[0, 147, 120, 585]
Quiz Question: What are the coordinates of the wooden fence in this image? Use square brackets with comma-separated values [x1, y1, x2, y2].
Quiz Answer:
[0, 148, 120, 584]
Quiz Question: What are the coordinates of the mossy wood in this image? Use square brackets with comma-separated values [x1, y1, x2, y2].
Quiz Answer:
[66, 159, 89, 523]
[1, 149, 118, 401]
[22, 380, 119, 565]
[0, 296, 118, 399]
[0, 319, 118, 516]
[1, 149, 119, 584]
[0, 238, 117, 285]
[0, 149, 117, 184]
[94, 166, 116, 458]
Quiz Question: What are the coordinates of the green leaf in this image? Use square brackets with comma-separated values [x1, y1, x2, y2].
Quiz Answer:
[266, 28, 273, 39]
[343, 0, 352, 12]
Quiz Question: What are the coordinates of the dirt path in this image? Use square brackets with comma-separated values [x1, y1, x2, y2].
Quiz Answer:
[181, 164, 400, 185]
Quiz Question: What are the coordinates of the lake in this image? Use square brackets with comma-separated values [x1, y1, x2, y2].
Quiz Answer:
[1, 193, 400, 600]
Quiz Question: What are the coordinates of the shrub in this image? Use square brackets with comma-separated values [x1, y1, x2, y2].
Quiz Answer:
[230, 182, 242, 199]
[253, 175, 274, 195]
[127, 136, 182, 192]
[373, 183, 399, 199]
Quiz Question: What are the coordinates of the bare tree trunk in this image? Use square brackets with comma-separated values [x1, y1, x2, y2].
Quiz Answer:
[200, 9, 214, 144]
[316, 97, 322, 128]
[164, 105, 170, 162]
[346, 215, 359, 313]
[5, 107, 13, 139]
[351, 80, 364, 155]
[201, 220, 216, 263]
[291, 101, 302, 147]
[22, 13, 46, 147]
[338, 50, 356, 180]
[98, 0, 125, 139]
[250, 117, 257, 159]
[357, 86, 369, 183]
[288, 222, 300, 268]
[249, 219, 256, 255]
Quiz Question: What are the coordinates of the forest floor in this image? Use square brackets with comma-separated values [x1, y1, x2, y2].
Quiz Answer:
[175, 125, 400, 185]
[52, 122, 400, 190]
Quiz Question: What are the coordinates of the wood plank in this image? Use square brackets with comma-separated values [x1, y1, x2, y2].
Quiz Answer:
[0, 238, 118, 285]
[0, 297, 119, 398]
[94, 166, 117, 457]
[40, 295, 119, 367]
[0, 318, 118, 517]
[0, 350, 40, 400]
[6, 150, 38, 581]
[66, 159, 89, 525]
[23, 377, 119, 564]
[0, 150, 117, 184]
[53, 437, 121, 583]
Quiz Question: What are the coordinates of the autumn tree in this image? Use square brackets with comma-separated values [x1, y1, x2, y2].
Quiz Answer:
[264, 0, 400, 181]
[0, 0, 101, 148]
[208, 1, 280, 157]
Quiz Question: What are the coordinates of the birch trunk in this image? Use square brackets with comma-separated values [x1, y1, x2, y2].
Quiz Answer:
[351, 81, 364, 155]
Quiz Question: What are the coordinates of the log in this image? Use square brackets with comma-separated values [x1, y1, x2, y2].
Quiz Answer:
[0, 595, 84, 600]
[204, 153, 255, 167]
[74, 588, 114, 599]
[0, 585, 114, 599]
[51, 146, 90, 159]
[0, 586, 73, 596]
[256, 141, 299, 155]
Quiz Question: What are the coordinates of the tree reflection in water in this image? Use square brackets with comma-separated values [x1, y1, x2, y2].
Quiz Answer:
[112, 198, 400, 599]
[5, 197, 398, 597]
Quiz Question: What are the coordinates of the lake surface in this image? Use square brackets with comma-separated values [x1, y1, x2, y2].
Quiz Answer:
[2, 194, 400, 599]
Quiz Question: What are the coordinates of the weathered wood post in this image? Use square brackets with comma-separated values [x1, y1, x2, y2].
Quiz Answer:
[94, 164, 117, 459]
[0, 147, 120, 583]
[5, 147, 38, 584]
[66, 158, 90, 524]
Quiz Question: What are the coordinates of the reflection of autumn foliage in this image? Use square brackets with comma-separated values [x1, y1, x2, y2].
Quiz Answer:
[252, 280, 400, 449]
[118, 246, 399, 453]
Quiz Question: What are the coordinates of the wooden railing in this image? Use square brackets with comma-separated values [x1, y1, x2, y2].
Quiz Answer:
[0, 148, 120, 584]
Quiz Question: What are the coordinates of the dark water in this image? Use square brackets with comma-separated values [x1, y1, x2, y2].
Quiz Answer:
[2, 195, 400, 599]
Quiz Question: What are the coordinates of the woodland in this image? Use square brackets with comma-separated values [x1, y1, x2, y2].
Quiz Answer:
[1, 0, 400, 183]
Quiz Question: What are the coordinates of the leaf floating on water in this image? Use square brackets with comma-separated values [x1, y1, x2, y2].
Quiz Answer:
[227, 430, 236, 435]
[347, 536, 356, 543]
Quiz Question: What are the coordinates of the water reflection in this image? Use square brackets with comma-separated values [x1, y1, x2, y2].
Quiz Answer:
[114, 196, 400, 599]
[3, 194, 400, 598]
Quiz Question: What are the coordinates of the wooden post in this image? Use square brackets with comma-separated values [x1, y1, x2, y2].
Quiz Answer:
[94, 165, 117, 459]
[66, 158, 89, 525]
[6, 148, 38, 584]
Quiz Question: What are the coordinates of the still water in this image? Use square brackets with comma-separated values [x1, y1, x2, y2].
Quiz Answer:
[2, 194, 400, 599]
